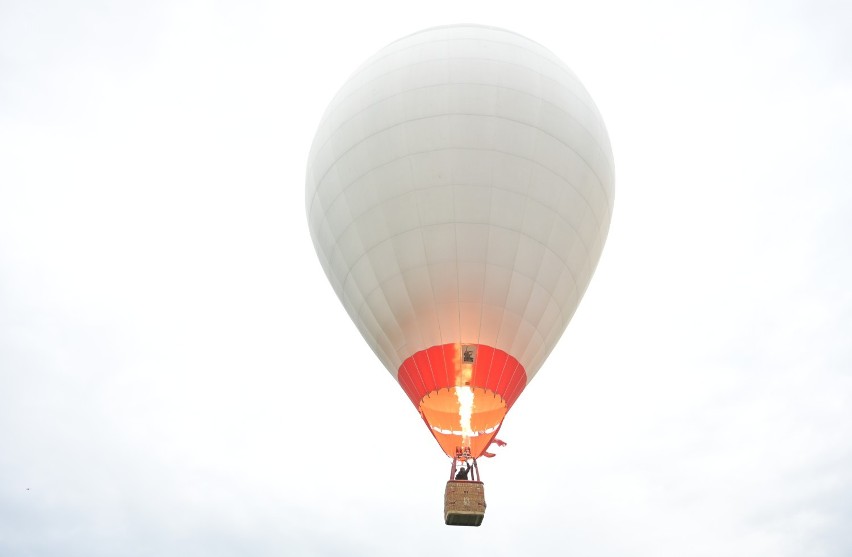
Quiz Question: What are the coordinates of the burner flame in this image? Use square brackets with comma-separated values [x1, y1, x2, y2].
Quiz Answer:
[454, 385, 475, 447]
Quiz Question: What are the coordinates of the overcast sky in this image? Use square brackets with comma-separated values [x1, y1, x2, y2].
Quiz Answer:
[1, 1, 851, 556]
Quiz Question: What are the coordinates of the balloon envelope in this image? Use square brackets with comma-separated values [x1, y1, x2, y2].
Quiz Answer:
[306, 25, 614, 458]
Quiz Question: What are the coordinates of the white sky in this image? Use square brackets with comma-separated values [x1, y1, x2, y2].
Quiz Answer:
[1, 1, 851, 555]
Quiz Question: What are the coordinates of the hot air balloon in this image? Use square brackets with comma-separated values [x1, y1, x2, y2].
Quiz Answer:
[306, 24, 614, 525]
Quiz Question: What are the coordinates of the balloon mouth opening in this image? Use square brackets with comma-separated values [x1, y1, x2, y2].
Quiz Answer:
[419, 386, 507, 458]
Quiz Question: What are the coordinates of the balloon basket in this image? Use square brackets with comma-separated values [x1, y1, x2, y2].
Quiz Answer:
[444, 480, 486, 526]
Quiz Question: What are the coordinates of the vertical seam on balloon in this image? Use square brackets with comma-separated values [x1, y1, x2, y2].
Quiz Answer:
[345, 176, 399, 370]
[499, 358, 519, 400]
[440, 344, 452, 391]
[521, 292, 549, 372]
[491, 349, 511, 397]
[408, 157, 441, 356]
[410, 352, 431, 402]
[502, 148, 536, 356]
[368, 265, 407, 369]
[408, 155, 444, 390]
[390, 241, 437, 389]
[512, 275, 536, 358]
[408, 157, 444, 356]
[430, 345, 443, 397]
[473, 177, 494, 357]
[422, 346, 438, 396]
[501, 360, 522, 402]
[451, 169, 463, 354]
[521, 85, 557, 363]
[417, 230, 446, 385]
[493, 156, 533, 353]
[405, 365, 422, 405]
[504, 364, 527, 408]
[522, 169, 573, 368]
[507, 381, 526, 410]
[481, 344, 497, 393]
[397, 363, 419, 405]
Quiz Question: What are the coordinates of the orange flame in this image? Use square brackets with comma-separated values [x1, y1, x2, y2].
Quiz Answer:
[454, 386, 475, 447]
[453, 344, 475, 448]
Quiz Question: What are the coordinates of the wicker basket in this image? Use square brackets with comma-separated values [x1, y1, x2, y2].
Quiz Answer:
[444, 480, 486, 526]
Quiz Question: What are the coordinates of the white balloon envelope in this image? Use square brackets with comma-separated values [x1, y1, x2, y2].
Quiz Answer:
[306, 25, 614, 459]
